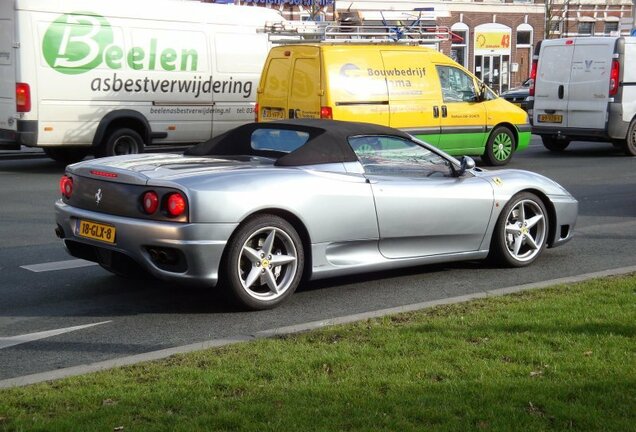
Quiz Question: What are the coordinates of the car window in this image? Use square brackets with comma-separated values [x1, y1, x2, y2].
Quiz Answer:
[436, 65, 478, 103]
[251, 129, 310, 153]
[349, 135, 452, 178]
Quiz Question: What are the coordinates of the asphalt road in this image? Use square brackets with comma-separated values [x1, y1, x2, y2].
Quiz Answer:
[0, 137, 634, 382]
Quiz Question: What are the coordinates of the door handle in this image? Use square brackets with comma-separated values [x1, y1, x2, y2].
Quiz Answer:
[433, 106, 439, 118]
[558, 85, 564, 99]
[441, 105, 448, 118]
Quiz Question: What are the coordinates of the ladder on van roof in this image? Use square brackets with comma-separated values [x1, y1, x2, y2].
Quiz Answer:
[262, 8, 450, 48]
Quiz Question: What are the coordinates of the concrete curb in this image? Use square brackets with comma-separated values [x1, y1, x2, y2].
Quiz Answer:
[2, 265, 635, 389]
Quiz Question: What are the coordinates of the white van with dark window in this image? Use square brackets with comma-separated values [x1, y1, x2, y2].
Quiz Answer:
[0, 0, 284, 163]
[529, 36, 636, 156]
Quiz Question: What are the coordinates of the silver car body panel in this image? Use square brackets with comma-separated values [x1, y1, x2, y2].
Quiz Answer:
[55, 153, 577, 287]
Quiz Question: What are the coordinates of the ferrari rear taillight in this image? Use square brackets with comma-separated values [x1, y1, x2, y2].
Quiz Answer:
[609, 59, 620, 96]
[142, 191, 159, 214]
[16, 83, 31, 113]
[59, 175, 73, 199]
[165, 192, 187, 217]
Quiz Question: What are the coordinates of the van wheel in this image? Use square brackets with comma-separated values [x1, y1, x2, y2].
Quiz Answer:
[43, 147, 90, 165]
[542, 136, 570, 152]
[624, 120, 636, 156]
[482, 126, 515, 166]
[98, 128, 145, 158]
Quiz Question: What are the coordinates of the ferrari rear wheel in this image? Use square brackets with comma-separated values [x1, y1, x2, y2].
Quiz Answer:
[489, 192, 548, 267]
[223, 215, 304, 310]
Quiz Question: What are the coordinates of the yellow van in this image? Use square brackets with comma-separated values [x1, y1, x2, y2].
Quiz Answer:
[256, 44, 530, 165]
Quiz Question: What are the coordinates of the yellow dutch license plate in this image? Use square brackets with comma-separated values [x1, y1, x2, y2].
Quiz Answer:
[78, 220, 116, 244]
[263, 108, 284, 119]
[538, 114, 563, 123]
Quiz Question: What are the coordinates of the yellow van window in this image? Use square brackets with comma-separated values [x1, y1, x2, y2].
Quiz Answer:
[436, 65, 478, 103]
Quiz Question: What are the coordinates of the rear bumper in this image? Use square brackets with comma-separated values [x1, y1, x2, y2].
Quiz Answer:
[0, 120, 38, 149]
[55, 200, 238, 286]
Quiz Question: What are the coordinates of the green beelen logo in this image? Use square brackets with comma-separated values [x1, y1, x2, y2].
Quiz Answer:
[42, 12, 113, 75]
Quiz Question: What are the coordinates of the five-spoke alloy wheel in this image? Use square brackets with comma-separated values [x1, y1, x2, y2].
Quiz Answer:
[223, 215, 304, 310]
[490, 192, 548, 267]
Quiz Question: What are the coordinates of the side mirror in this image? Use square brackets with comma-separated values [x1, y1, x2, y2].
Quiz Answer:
[455, 156, 475, 177]
[477, 82, 487, 102]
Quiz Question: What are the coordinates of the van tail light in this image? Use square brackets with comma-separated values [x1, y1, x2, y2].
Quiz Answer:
[320, 106, 333, 119]
[165, 192, 187, 217]
[609, 59, 620, 96]
[16, 83, 31, 113]
[254, 103, 259, 122]
[59, 175, 73, 199]
[529, 60, 538, 97]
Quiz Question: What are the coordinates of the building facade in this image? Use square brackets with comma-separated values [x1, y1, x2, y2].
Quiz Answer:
[204, 0, 634, 92]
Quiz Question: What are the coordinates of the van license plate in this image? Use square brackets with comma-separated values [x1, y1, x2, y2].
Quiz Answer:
[262, 108, 284, 120]
[78, 220, 116, 244]
[538, 114, 563, 123]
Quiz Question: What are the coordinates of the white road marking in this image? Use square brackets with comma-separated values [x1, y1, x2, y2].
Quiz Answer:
[0, 321, 112, 350]
[20, 259, 98, 273]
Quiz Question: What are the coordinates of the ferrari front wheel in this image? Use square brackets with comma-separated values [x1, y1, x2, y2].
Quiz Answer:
[223, 215, 304, 310]
[489, 192, 548, 267]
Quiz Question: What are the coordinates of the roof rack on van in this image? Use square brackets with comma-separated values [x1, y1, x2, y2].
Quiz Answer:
[262, 9, 450, 47]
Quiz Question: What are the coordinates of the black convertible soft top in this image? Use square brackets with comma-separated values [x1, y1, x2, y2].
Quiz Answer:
[185, 119, 413, 166]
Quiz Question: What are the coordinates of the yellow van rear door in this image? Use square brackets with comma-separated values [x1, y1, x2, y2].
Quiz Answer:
[380, 50, 440, 146]
[259, 53, 291, 121]
[289, 56, 321, 119]
[323, 47, 389, 126]
[434, 65, 488, 154]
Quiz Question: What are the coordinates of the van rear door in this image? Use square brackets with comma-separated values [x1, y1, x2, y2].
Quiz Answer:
[567, 38, 613, 130]
[258, 48, 292, 121]
[533, 40, 575, 128]
[258, 46, 321, 121]
[0, 0, 16, 148]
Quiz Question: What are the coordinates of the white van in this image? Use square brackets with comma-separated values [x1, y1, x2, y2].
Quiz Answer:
[0, 0, 284, 163]
[529, 36, 636, 156]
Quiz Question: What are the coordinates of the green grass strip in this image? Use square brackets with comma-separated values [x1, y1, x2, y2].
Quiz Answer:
[1, 275, 635, 432]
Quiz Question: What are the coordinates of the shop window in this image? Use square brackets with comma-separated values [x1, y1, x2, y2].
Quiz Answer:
[549, 20, 562, 35]
[604, 21, 619, 35]
[516, 30, 531, 46]
[578, 21, 594, 36]
[450, 23, 469, 68]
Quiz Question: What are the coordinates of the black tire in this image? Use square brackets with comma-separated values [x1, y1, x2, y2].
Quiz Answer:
[43, 147, 90, 165]
[97, 128, 145, 158]
[489, 192, 549, 268]
[541, 136, 570, 152]
[222, 215, 304, 310]
[624, 119, 636, 156]
[481, 126, 515, 166]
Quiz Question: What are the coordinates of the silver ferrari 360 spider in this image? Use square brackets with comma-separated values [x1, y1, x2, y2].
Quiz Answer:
[55, 120, 577, 310]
